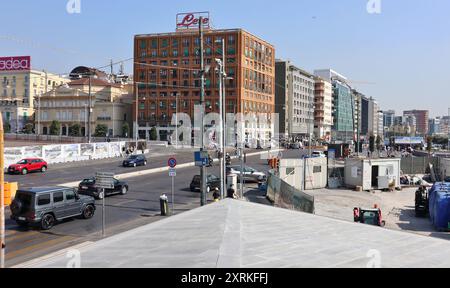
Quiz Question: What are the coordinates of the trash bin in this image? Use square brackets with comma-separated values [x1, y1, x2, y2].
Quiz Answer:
[160, 194, 169, 216]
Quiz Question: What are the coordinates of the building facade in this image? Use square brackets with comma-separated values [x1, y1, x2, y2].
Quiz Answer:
[383, 110, 395, 129]
[403, 110, 429, 135]
[1, 63, 69, 132]
[134, 27, 275, 142]
[314, 69, 354, 143]
[38, 78, 132, 137]
[275, 60, 315, 140]
[314, 77, 333, 141]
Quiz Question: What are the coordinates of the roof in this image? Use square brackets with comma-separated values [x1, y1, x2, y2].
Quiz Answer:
[18, 187, 72, 194]
[69, 78, 122, 88]
[25, 199, 450, 268]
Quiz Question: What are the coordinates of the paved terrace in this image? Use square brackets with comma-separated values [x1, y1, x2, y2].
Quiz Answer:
[25, 199, 450, 268]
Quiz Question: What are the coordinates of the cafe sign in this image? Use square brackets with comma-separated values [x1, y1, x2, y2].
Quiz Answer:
[176, 12, 210, 30]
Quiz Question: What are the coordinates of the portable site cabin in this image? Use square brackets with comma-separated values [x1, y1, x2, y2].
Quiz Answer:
[344, 158, 401, 191]
[440, 158, 450, 180]
[279, 157, 328, 191]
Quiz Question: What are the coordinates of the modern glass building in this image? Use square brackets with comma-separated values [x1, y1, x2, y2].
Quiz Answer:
[332, 81, 354, 142]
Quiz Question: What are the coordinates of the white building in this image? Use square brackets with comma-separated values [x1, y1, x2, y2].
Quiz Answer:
[276, 60, 315, 140]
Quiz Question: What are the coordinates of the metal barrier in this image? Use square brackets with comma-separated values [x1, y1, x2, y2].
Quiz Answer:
[267, 171, 315, 214]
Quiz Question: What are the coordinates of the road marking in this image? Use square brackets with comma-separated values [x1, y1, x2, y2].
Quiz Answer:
[6, 235, 75, 261]
[58, 150, 281, 188]
[12, 241, 95, 268]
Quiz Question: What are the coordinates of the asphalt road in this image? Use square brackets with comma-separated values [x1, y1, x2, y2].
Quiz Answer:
[4, 146, 291, 267]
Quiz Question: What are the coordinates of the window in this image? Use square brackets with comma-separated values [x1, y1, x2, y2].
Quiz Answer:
[53, 192, 64, 203]
[65, 190, 76, 201]
[286, 168, 295, 175]
[183, 48, 189, 57]
[313, 166, 322, 173]
[37, 194, 51, 206]
[151, 39, 158, 49]
[140, 40, 147, 49]
[162, 39, 168, 48]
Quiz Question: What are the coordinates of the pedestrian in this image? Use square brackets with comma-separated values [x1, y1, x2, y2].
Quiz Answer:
[213, 188, 220, 202]
[227, 184, 237, 199]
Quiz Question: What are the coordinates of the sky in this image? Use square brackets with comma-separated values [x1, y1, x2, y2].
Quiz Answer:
[1, 0, 449, 117]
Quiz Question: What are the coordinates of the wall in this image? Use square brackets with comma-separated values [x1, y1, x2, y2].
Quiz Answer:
[440, 158, 450, 179]
[3, 141, 126, 168]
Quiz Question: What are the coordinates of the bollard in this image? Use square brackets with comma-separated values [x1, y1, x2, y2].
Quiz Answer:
[160, 194, 169, 216]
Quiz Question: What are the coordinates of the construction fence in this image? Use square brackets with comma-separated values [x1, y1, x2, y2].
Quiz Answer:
[401, 157, 441, 175]
[3, 141, 127, 169]
[266, 171, 315, 214]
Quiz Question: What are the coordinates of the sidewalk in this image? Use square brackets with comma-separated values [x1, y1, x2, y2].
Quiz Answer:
[243, 185, 272, 206]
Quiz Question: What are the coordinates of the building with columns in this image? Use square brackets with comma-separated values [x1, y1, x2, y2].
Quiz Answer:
[38, 78, 132, 137]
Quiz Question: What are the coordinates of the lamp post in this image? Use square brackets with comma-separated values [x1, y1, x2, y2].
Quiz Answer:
[135, 82, 139, 150]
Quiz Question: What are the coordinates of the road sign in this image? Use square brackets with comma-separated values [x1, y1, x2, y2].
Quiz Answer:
[169, 168, 176, 177]
[95, 172, 114, 189]
[168, 157, 177, 168]
[195, 151, 209, 167]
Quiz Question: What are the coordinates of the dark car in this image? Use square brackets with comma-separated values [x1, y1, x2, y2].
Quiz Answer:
[78, 177, 129, 199]
[190, 174, 221, 193]
[123, 155, 147, 167]
[8, 158, 48, 175]
[9, 187, 96, 230]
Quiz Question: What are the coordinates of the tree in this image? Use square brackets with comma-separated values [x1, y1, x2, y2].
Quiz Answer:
[49, 120, 60, 136]
[369, 135, 375, 154]
[150, 127, 157, 141]
[376, 135, 382, 151]
[69, 123, 81, 137]
[122, 122, 130, 138]
[95, 124, 108, 137]
[427, 136, 433, 156]
[3, 121, 11, 133]
[23, 123, 34, 134]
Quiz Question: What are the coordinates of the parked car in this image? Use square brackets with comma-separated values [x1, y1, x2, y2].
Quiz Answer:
[311, 151, 326, 158]
[226, 165, 266, 183]
[123, 155, 147, 167]
[8, 158, 48, 175]
[9, 187, 96, 230]
[190, 174, 221, 193]
[78, 177, 129, 199]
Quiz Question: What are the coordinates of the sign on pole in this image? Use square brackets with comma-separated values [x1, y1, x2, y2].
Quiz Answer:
[95, 172, 114, 189]
[169, 168, 177, 177]
[168, 157, 177, 168]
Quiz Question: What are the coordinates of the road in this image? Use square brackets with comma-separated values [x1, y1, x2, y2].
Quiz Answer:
[4, 146, 289, 267]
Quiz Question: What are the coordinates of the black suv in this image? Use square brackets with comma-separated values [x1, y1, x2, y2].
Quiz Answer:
[190, 174, 221, 193]
[78, 177, 129, 199]
[123, 155, 147, 167]
[10, 187, 96, 230]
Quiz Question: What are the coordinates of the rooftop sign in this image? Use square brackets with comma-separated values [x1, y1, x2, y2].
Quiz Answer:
[176, 12, 210, 31]
[0, 56, 31, 72]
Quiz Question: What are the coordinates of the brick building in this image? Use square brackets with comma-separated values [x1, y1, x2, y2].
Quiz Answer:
[133, 26, 275, 141]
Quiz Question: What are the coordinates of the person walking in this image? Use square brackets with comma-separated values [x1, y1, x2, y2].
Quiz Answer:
[227, 184, 237, 199]
[213, 188, 221, 202]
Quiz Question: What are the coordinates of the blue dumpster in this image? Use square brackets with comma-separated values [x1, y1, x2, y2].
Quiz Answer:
[429, 183, 450, 231]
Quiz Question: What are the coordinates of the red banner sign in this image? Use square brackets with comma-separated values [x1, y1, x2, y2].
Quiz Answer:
[176, 12, 210, 30]
[0, 56, 31, 71]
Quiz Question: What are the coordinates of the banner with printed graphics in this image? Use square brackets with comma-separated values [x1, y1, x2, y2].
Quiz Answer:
[109, 142, 121, 157]
[4, 148, 24, 168]
[63, 144, 80, 162]
[23, 146, 43, 158]
[80, 143, 95, 157]
[43, 145, 63, 163]
[95, 143, 109, 158]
